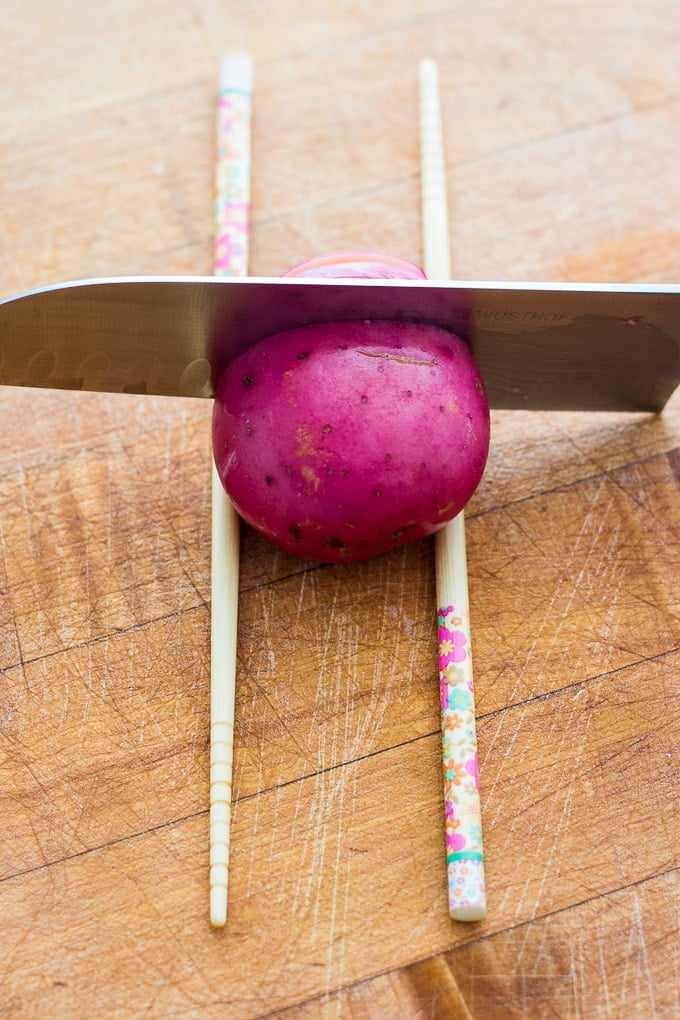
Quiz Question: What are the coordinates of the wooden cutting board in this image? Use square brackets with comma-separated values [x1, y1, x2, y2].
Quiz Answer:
[1, 3, 679, 1017]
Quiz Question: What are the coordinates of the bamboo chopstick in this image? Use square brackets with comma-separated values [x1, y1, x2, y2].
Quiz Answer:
[209, 53, 252, 928]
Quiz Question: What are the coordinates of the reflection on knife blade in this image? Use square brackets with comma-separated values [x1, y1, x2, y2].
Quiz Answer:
[1, 275, 679, 411]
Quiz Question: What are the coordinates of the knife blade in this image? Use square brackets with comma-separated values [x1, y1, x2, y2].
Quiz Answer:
[1, 275, 679, 411]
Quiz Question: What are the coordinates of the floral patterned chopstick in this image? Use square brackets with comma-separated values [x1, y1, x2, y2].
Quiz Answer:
[215, 53, 252, 278]
[419, 57, 486, 921]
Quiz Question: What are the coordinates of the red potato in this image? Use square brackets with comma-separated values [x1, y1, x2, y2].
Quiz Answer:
[212, 253, 490, 563]
[283, 250, 427, 280]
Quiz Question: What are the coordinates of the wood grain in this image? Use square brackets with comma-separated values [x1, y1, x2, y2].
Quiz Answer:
[1, 1, 679, 1017]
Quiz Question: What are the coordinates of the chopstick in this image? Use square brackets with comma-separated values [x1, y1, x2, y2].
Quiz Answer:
[209, 53, 253, 928]
[419, 58, 486, 921]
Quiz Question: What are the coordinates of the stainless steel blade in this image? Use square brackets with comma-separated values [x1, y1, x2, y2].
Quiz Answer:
[1, 275, 679, 410]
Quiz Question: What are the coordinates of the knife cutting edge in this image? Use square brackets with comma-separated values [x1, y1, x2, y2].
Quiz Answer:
[1, 274, 679, 411]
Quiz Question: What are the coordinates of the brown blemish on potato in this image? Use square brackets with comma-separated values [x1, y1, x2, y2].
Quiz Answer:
[355, 349, 437, 367]
[301, 464, 320, 491]
[295, 425, 333, 486]
[295, 424, 321, 458]
[323, 536, 351, 554]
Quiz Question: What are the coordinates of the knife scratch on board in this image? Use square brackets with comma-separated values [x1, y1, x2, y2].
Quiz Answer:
[526, 704, 595, 918]
[624, 889, 660, 1019]
[533, 482, 622, 682]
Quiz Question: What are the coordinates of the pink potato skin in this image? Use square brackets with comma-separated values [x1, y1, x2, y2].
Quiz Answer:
[212, 319, 490, 562]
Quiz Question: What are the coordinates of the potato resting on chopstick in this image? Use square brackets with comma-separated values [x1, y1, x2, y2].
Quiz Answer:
[212, 252, 490, 562]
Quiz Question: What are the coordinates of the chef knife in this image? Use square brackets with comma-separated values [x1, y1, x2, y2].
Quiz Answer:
[1, 275, 679, 411]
